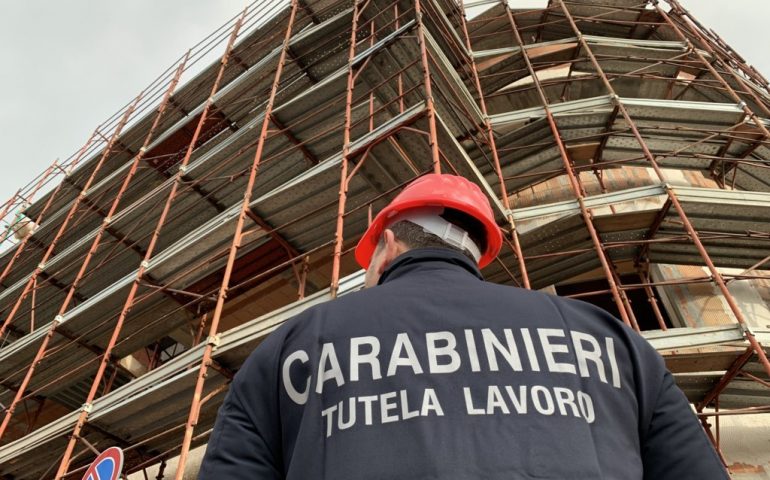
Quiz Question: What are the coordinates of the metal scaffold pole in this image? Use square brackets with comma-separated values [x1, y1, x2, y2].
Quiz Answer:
[0, 130, 100, 330]
[4, 1, 770, 477]
[50, 6, 249, 474]
[500, 0, 634, 327]
[51, 52, 191, 479]
[654, 3, 770, 141]
[0, 95, 144, 440]
[330, 0, 363, 298]
[664, 1, 770, 119]
[457, 0, 530, 289]
[557, 0, 770, 375]
[173, 3, 300, 478]
[414, 0, 441, 174]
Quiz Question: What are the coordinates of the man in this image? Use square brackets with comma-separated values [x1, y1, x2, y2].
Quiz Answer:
[199, 174, 728, 479]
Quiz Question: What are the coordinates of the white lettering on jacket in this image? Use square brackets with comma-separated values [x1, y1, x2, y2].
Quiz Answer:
[282, 328, 622, 405]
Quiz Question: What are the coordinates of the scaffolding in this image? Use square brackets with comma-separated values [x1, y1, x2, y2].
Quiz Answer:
[1, 0, 769, 477]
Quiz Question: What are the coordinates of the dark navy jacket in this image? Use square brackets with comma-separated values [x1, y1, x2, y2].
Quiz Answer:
[199, 248, 727, 479]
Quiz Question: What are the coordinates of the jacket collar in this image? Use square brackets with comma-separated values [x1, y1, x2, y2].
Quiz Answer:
[377, 248, 484, 286]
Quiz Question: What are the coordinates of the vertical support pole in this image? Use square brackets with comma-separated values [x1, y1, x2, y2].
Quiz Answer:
[639, 270, 667, 330]
[700, 416, 728, 467]
[499, 1, 631, 324]
[0, 94, 144, 440]
[173, 4, 299, 479]
[51, 53, 191, 478]
[414, 0, 441, 173]
[52, 8, 247, 475]
[613, 269, 640, 332]
[0, 130, 99, 301]
[369, 20, 376, 132]
[664, 0, 770, 118]
[654, 3, 770, 183]
[395, 4, 405, 114]
[156, 459, 167, 480]
[557, 0, 770, 376]
[194, 312, 209, 347]
[26, 398, 45, 435]
[297, 255, 310, 299]
[330, 0, 363, 298]
[457, 0, 530, 288]
[715, 397, 720, 450]
[29, 277, 37, 332]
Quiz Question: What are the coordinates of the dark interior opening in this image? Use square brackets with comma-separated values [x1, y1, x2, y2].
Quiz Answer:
[555, 274, 673, 331]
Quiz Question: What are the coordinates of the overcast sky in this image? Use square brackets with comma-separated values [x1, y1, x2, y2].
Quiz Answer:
[0, 1, 768, 205]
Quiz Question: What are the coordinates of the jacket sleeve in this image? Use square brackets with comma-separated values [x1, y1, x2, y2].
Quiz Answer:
[641, 370, 729, 480]
[198, 337, 284, 479]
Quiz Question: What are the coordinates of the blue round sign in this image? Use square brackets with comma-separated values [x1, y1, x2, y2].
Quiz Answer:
[81, 447, 124, 480]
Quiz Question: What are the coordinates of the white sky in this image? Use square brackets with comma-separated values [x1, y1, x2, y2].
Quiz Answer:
[0, 0, 768, 204]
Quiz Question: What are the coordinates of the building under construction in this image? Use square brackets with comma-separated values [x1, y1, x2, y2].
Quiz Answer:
[1, 0, 769, 477]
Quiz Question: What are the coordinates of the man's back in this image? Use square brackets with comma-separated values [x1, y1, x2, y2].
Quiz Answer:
[199, 248, 727, 479]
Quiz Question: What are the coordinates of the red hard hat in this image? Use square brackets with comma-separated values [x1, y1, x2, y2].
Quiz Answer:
[355, 174, 503, 269]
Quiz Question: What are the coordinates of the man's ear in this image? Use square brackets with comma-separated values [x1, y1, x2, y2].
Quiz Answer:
[377, 228, 402, 274]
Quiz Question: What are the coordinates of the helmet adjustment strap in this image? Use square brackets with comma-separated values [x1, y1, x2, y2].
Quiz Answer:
[389, 207, 482, 263]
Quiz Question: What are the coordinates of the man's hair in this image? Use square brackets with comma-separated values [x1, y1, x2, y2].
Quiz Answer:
[380, 208, 487, 263]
